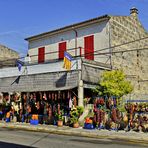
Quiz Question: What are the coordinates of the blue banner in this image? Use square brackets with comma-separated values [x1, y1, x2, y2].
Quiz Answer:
[64, 52, 73, 61]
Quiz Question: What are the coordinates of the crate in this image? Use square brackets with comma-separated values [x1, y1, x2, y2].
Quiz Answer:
[84, 123, 94, 129]
[30, 119, 39, 125]
[5, 118, 10, 122]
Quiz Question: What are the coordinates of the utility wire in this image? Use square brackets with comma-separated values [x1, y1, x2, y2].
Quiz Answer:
[1, 47, 147, 66]
[0, 36, 148, 64]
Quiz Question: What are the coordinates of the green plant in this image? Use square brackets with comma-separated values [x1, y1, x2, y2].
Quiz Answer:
[70, 106, 84, 124]
[55, 110, 64, 121]
[117, 106, 126, 112]
[70, 108, 79, 124]
[93, 70, 133, 98]
[76, 106, 84, 116]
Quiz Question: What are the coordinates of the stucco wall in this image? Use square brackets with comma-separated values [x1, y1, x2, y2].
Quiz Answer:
[28, 21, 110, 64]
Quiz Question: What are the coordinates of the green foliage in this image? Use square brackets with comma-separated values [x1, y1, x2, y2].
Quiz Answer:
[70, 106, 84, 124]
[117, 106, 126, 112]
[70, 108, 79, 124]
[94, 70, 133, 98]
[76, 106, 84, 115]
[55, 110, 64, 121]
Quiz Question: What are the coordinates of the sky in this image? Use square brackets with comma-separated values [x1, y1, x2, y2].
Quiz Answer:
[0, 0, 147, 56]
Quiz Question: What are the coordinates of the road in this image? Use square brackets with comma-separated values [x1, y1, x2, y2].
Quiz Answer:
[0, 127, 147, 148]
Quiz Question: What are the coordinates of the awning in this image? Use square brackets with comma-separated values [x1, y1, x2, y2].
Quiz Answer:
[0, 70, 79, 92]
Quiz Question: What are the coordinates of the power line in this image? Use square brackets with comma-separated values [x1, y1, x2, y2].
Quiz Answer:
[6, 47, 146, 66]
[78, 47, 148, 58]
[24, 35, 148, 59]
[0, 36, 148, 64]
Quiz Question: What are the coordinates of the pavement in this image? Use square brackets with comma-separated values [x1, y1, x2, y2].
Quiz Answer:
[0, 121, 147, 145]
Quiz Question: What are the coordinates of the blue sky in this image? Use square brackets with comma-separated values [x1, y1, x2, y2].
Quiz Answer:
[0, 0, 147, 56]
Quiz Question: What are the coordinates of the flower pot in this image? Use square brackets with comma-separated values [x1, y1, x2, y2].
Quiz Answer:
[57, 120, 63, 127]
[73, 122, 79, 128]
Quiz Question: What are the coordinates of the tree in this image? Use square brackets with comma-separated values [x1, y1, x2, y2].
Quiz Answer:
[94, 70, 133, 98]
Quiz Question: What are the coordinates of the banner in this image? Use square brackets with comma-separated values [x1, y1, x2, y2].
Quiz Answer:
[16, 60, 24, 71]
[63, 51, 73, 70]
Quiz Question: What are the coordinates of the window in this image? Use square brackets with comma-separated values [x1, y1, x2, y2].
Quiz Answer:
[59, 42, 66, 59]
[84, 35, 94, 60]
[38, 47, 45, 63]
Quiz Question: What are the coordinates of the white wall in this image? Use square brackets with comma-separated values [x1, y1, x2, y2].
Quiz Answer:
[28, 21, 110, 64]
[0, 59, 81, 78]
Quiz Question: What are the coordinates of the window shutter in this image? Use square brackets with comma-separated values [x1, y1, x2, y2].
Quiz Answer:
[84, 35, 94, 60]
[38, 47, 45, 63]
[59, 42, 66, 59]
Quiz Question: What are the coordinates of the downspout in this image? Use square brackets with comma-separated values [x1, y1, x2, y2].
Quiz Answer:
[72, 27, 78, 57]
[72, 27, 78, 70]
[72, 27, 83, 107]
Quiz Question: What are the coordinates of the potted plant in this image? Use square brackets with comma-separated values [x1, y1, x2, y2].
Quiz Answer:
[55, 109, 64, 127]
[70, 106, 84, 128]
[70, 108, 79, 128]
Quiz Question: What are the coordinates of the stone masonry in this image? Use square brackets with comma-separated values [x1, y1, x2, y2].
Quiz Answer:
[109, 7, 148, 99]
[0, 44, 19, 67]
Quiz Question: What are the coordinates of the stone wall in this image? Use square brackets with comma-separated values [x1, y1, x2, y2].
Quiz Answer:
[109, 10, 148, 99]
[0, 44, 19, 67]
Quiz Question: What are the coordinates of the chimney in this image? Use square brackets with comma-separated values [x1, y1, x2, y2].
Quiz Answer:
[130, 7, 138, 18]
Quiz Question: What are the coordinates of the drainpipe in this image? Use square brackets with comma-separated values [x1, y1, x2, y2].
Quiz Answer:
[72, 27, 78, 57]
[72, 27, 83, 107]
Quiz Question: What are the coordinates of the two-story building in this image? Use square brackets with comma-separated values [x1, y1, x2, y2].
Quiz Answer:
[0, 7, 147, 106]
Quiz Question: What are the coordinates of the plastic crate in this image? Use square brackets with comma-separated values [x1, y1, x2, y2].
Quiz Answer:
[84, 123, 94, 129]
[5, 118, 10, 122]
[30, 119, 39, 125]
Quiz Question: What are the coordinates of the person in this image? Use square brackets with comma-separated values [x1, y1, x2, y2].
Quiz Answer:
[47, 104, 53, 124]
[24, 54, 31, 65]
[29, 93, 37, 114]
[0, 93, 4, 120]
[20, 93, 28, 122]
[3, 93, 11, 120]
[11, 92, 22, 122]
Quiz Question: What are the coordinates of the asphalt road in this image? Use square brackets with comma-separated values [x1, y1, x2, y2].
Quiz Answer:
[0, 127, 147, 148]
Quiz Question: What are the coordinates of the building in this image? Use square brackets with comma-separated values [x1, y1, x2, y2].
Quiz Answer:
[0, 44, 19, 68]
[0, 8, 147, 105]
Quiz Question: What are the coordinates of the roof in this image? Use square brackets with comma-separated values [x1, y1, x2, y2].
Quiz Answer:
[25, 14, 110, 41]
[0, 44, 18, 54]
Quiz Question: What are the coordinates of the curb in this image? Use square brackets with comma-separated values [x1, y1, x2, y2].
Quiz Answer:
[1, 123, 148, 146]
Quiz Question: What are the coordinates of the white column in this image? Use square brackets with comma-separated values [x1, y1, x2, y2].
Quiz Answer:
[78, 80, 84, 107]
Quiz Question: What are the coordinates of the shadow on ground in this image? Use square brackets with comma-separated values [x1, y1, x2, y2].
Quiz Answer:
[0, 141, 35, 148]
[70, 138, 148, 147]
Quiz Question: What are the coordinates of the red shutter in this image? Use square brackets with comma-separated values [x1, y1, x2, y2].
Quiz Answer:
[84, 35, 94, 60]
[59, 42, 66, 59]
[38, 47, 45, 63]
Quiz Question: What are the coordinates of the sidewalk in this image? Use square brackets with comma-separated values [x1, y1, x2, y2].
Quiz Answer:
[0, 122, 147, 145]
